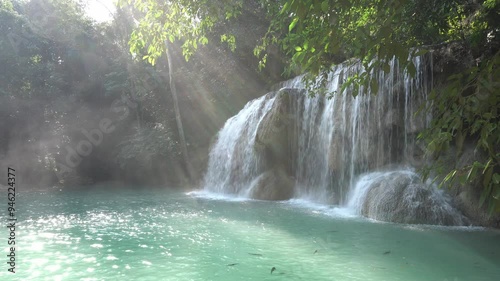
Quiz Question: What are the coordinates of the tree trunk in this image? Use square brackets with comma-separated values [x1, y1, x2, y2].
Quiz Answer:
[165, 41, 194, 184]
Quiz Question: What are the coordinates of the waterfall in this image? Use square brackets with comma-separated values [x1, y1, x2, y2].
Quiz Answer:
[203, 95, 276, 196]
[202, 55, 466, 225]
[280, 58, 431, 204]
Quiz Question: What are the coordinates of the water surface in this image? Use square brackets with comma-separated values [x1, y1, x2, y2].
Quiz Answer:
[2, 187, 499, 281]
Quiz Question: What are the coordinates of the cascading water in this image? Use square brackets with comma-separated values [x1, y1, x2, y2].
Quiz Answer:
[203, 95, 276, 196]
[203, 55, 466, 225]
[346, 170, 467, 225]
[281, 58, 432, 204]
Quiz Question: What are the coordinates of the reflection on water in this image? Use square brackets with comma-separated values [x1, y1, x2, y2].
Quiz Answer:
[1, 188, 499, 281]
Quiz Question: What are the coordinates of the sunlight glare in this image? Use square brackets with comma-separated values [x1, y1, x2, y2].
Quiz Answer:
[85, 0, 116, 23]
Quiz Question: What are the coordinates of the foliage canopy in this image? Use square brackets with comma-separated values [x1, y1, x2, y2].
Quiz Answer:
[2, 0, 498, 211]
[121, 0, 499, 212]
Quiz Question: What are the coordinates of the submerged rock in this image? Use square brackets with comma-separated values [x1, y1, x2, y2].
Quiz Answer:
[248, 168, 294, 200]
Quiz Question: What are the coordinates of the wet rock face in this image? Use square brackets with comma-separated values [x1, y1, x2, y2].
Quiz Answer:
[249, 168, 294, 200]
[442, 145, 500, 227]
[253, 89, 303, 171]
[254, 92, 291, 166]
[360, 171, 468, 225]
[248, 89, 303, 200]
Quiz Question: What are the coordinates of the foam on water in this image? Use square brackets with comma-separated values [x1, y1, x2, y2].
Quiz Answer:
[187, 190, 251, 202]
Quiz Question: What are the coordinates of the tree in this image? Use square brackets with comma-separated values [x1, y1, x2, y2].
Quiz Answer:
[256, 1, 499, 212]
[117, 0, 499, 210]
[117, 0, 252, 183]
[164, 40, 194, 182]
[1, 0, 187, 186]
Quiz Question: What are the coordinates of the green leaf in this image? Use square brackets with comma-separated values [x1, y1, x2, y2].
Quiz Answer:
[396, 47, 409, 63]
[493, 183, 500, 200]
[482, 159, 493, 174]
[289, 17, 299, 32]
[466, 162, 481, 181]
[321, 1, 329, 12]
[479, 186, 489, 207]
[407, 61, 416, 77]
[458, 173, 467, 185]
[280, 1, 291, 14]
[383, 63, 391, 74]
[413, 49, 429, 57]
[493, 173, 500, 184]
[295, 46, 303, 52]
[370, 78, 379, 95]
[488, 196, 497, 214]
[483, 166, 493, 189]
[444, 170, 457, 183]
